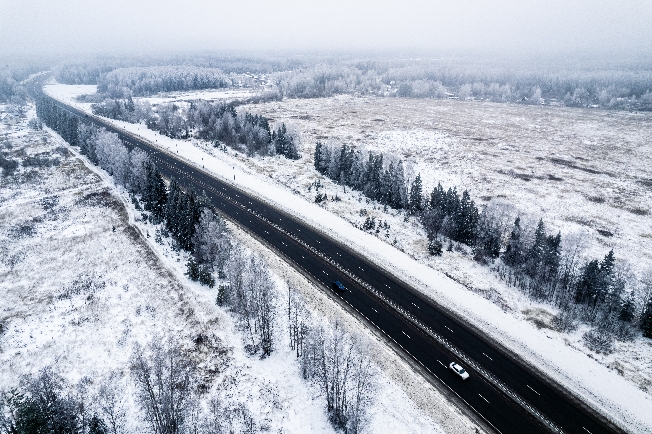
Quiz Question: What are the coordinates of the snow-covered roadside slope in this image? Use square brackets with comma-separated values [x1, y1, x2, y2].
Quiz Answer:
[1, 103, 462, 433]
[44, 84, 652, 432]
[0, 110, 329, 432]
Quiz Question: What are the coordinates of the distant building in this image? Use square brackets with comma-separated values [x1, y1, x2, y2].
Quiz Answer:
[0, 113, 19, 125]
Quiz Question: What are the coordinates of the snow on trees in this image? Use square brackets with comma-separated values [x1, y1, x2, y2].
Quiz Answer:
[97, 66, 231, 98]
[192, 208, 232, 275]
[225, 251, 277, 357]
[300, 320, 376, 433]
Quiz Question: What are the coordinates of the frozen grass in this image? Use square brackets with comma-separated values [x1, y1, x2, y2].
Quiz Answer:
[0, 103, 458, 433]
[44, 84, 652, 432]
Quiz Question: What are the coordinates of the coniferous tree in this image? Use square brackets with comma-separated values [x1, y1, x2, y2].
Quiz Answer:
[392, 160, 407, 209]
[142, 162, 167, 221]
[429, 183, 446, 212]
[327, 146, 341, 180]
[77, 123, 99, 163]
[338, 145, 354, 185]
[453, 190, 478, 245]
[524, 219, 547, 278]
[186, 258, 201, 281]
[502, 217, 526, 267]
[473, 215, 502, 262]
[192, 208, 231, 273]
[421, 206, 445, 240]
[428, 239, 443, 256]
[314, 142, 326, 173]
[88, 415, 109, 434]
[542, 232, 562, 282]
[641, 298, 652, 338]
[575, 250, 616, 307]
[408, 173, 423, 214]
[618, 297, 635, 322]
[575, 259, 602, 306]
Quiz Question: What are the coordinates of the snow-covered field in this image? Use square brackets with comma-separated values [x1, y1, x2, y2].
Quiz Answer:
[49, 84, 256, 107]
[0, 104, 468, 432]
[44, 84, 652, 432]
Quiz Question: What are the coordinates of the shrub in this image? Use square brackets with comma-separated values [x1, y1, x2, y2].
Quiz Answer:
[582, 329, 614, 354]
[428, 239, 443, 256]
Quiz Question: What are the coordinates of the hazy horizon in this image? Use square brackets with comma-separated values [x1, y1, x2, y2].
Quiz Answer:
[2, 0, 651, 59]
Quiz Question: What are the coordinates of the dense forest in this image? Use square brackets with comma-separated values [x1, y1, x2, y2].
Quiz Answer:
[97, 66, 231, 98]
[52, 55, 652, 111]
[314, 141, 652, 351]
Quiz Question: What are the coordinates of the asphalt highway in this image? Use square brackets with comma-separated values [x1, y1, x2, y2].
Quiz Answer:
[32, 79, 623, 434]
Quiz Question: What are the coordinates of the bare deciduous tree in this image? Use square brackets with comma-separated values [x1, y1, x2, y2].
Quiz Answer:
[225, 252, 277, 357]
[287, 286, 310, 358]
[130, 339, 196, 434]
[192, 208, 231, 275]
[95, 373, 127, 434]
[301, 320, 376, 433]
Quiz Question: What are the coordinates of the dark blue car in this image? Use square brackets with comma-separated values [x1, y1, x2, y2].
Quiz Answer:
[331, 281, 346, 292]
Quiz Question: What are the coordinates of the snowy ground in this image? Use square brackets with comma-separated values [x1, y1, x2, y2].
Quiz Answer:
[0, 104, 466, 433]
[135, 88, 256, 104]
[44, 84, 652, 433]
[50, 84, 256, 107]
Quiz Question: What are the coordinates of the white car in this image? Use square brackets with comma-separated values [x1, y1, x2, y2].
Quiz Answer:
[449, 362, 470, 380]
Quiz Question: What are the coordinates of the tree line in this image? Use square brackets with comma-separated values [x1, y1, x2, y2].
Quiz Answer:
[52, 55, 652, 111]
[314, 141, 652, 350]
[91, 98, 300, 159]
[97, 66, 231, 98]
[275, 59, 652, 111]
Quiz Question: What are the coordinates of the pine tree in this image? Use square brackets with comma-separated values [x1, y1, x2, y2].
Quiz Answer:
[186, 258, 201, 281]
[542, 232, 562, 282]
[362, 153, 383, 202]
[314, 142, 326, 173]
[164, 179, 182, 239]
[574, 250, 615, 307]
[142, 162, 167, 220]
[125, 96, 135, 113]
[285, 134, 300, 160]
[474, 217, 501, 262]
[392, 160, 407, 209]
[619, 297, 635, 322]
[88, 415, 109, 434]
[444, 187, 459, 216]
[198, 267, 215, 288]
[274, 123, 288, 156]
[428, 239, 443, 256]
[348, 151, 365, 190]
[339, 146, 354, 185]
[408, 173, 423, 214]
[524, 219, 547, 278]
[380, 161, 394, 205]
[502, 217, 525, 267]
[641, 298, 652, 338]
[429, 183, 446, 212]
[575, 259, 602, 305]
[453, 190, 478, 245]
[600, 249, 615, 277]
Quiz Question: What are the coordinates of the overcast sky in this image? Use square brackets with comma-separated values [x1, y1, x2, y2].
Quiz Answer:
[1, 0, 651, 57]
